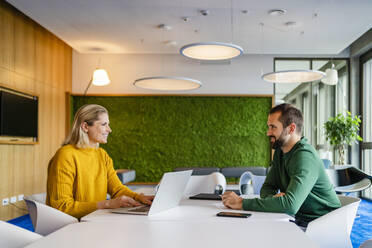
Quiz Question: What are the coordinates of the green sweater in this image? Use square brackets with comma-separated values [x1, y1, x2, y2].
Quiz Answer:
[242, 137, 341, 222]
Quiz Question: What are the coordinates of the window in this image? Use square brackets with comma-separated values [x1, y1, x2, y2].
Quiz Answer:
[360, 49, 372, 199]
[274, 58, 349, 163]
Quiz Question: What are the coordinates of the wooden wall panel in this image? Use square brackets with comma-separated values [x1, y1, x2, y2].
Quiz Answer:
[14, 13, 35, 80]
[0, 4, 14, 71]
[0, 1, 72, 220]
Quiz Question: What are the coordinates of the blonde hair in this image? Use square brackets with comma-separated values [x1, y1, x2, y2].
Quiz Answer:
[63, 104, 108, 148]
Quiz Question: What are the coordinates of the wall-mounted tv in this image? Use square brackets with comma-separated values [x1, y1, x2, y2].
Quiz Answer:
[0, 90, 38, 138]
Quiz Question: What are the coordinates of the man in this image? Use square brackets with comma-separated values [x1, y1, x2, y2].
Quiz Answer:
[222, 103, 341, 228]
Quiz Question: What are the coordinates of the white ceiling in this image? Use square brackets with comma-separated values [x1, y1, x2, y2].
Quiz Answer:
[6, 0, 372, 55]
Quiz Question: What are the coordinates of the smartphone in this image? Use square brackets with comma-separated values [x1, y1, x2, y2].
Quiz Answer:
[216, 212, 252, 218]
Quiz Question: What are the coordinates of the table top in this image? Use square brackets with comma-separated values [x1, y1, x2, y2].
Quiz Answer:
[25, 195, 316, 248]
[25, 220, 317, 248]
[81, 197, 293, 223]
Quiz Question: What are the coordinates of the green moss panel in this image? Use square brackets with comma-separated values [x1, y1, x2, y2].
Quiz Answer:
[72, 96, 272, 182]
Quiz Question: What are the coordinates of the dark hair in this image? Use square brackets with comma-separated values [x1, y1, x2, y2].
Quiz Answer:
[269, 103, 303, 134]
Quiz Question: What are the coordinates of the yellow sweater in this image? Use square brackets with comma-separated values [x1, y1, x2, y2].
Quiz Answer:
[46, 145, 139, 219]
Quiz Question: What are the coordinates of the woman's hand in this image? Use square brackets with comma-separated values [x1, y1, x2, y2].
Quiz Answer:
[136, 193, 154, 205]
[97, 195, 142, 209]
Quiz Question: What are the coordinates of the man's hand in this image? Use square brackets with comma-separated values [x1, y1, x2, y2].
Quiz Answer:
[97, 195, 141, 209]
[274, 192, 286, 197]
[136, 193, 154, 205]
[221, 191, 243, 210]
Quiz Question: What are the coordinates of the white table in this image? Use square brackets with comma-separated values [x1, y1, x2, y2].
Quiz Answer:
[81, 198, 293, 223]
[26, 196, 317, 248]
[25, 220, 317, 248]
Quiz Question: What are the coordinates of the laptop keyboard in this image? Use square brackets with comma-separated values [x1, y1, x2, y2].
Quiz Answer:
[127, 205, 151, 213]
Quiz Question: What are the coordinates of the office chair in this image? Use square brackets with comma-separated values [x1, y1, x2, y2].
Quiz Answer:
[220, 166, 267, 178]
[321, 159, 332, 169]
[0, 220, 42, 248]
[184, 172, 226, 196]
[239, 171, 266, 195]
[325, 165, 372, 195]
[174, 167, 220, 175]
[306, 195, 361, 248]
[24, 193, 78, 236]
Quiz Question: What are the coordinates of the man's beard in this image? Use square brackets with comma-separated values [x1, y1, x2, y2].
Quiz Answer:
[269, 129, 288, 149]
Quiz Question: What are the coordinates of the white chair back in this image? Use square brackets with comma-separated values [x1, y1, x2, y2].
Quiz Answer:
[239, 171, 266, 195]
[305, 195, 360, 248]
[0, 220, 42, 248]
[26, 192, 46, 204]
[338, 195, 360, 235]
[184, 172, 226, 196]
[24, 194, 78, 236]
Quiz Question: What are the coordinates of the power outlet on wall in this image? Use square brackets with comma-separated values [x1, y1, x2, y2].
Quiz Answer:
[10, 196, 17, 203]
[18, 194, 24, 201]
[2, 198, 9, 206]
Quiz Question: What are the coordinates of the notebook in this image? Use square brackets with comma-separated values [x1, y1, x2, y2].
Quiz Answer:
[111, 170, 192, 216]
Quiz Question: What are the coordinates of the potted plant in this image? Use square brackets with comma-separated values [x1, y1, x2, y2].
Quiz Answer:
[324, 111, 362, 165]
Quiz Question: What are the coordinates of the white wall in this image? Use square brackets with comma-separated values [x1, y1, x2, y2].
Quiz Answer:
[72, 52, 274, 95]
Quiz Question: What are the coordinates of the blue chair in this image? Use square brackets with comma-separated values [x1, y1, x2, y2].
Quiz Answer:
[322, 159, 332, 169]
[239, 171, 266, 195]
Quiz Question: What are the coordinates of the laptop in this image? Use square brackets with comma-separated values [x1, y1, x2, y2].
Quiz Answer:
[111, 170, 192, 216]
[189, 190, 241, 201]
[189, 193, 222, 200]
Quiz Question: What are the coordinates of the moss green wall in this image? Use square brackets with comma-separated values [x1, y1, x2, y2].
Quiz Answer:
[72, 96, 272, 182]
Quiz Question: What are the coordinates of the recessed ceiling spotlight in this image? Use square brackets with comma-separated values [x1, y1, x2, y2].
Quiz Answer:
[268, 9, 287, 16]
[157, 24, 172, 30]
[182, 17, 190, 22]
[200, 9, 210, 16]
[164, 40, 178, 46]
[285, 21, 302, 28]
[88, 47, 105, 52]
[241, 10, 249, 14]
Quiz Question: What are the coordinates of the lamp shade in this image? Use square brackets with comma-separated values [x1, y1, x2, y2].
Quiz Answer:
[261, 70, 325, 83]
[133, 76, 202, 91]
[92, 69, 110, 86]
[321, 68, 338, 85]
[180, 42, 243, 60]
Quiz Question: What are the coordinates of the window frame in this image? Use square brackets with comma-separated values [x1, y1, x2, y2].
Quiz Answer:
[359, 49, 372, 199]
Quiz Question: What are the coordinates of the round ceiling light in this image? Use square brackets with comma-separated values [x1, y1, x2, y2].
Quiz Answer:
[133, 76, 202, 91]
[261, 70, 325, 83]
[180, 42, 244, 61]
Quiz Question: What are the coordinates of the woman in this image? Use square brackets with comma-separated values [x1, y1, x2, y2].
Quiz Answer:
[46, 104, 153, 219]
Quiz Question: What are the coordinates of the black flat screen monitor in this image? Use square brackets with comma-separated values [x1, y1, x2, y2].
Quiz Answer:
[0, 90, 38, 138]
